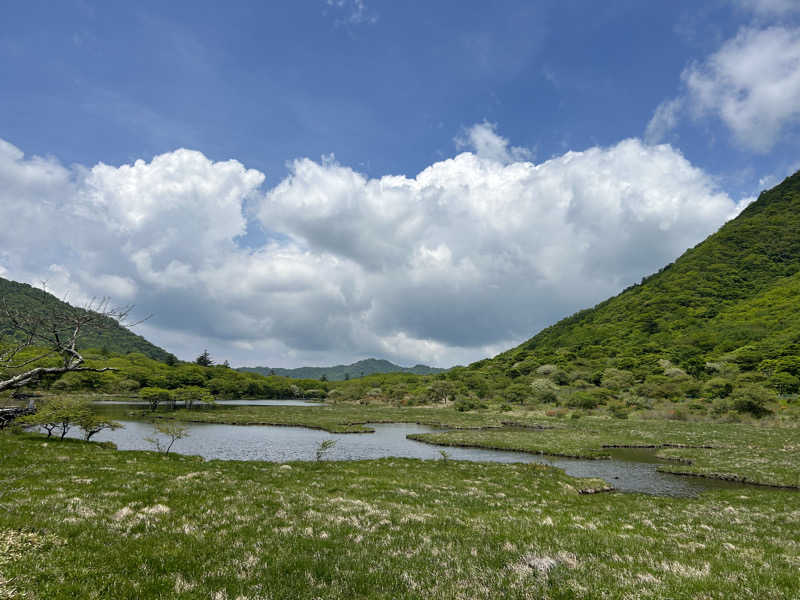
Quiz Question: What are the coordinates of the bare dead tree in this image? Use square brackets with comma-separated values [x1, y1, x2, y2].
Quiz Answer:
[0, 285, 145, 399]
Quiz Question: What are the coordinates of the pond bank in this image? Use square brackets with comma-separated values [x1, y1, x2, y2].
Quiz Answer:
[61, 418, 768, 497]
[2, 432, 799, 600]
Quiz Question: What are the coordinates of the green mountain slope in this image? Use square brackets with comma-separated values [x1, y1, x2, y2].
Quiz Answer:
[0, 277, 174, 363]
[417, 170, 800, 416]
[240, 358, 445, 381]
[495, 169, 800, 372]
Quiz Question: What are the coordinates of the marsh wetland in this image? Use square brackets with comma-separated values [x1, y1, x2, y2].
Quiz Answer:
[3, 400, 799, 599]
[74, 402, 758, 497]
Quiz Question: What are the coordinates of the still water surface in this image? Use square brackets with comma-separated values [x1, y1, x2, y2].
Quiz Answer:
[73, 415, 748, 497]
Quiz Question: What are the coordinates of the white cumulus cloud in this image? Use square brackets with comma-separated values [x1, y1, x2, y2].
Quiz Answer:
[0, 132, 742, 367]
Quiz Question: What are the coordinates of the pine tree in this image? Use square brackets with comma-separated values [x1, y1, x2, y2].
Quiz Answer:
[195, 349, 213, 367]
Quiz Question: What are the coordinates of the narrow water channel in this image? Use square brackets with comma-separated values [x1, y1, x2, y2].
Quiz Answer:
[67, 416, 748, 497]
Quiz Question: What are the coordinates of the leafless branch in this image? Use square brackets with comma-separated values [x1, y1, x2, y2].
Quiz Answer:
[0, 283, 147, 396]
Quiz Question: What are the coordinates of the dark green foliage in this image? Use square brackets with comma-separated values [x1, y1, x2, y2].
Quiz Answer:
[565, 389, 608, 410]
[703, 377, 733, 399]
[453, 397, 487, 412]
[17, 396, 118, 440]
[195, 349, 214, 367]
[0, 277, 172, 362]
[730, 384, 775, 417]
[139, 387, 172, 411]
[12, 349, 328, 402]
[768, 371, 800, 395]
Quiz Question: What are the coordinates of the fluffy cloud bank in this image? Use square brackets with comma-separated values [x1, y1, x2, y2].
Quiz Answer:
[0, 129, 742, 367]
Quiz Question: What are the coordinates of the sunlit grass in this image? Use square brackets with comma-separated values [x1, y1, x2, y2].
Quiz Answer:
[1, 430, 798, 599]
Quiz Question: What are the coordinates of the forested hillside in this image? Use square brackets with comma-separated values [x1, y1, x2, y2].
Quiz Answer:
[492, 169, 800, 374]
[43, 351, 328, 400]
[427, 170, 800, 417]
[0, 277, 174, 362]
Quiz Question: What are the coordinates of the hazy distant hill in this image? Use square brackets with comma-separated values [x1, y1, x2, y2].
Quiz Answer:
[239, 358, 445, 381]
[0, 277, 174, 363]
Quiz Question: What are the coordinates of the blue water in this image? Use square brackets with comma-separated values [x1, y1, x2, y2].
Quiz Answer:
[63, 419, 750, 497]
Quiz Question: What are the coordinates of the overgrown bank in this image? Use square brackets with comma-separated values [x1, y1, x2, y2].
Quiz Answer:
[149, 403, 800, 488]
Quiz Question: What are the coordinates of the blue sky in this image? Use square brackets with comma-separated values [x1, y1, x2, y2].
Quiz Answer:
[4, 1, 797, 191]
[2, 0, 800, 366]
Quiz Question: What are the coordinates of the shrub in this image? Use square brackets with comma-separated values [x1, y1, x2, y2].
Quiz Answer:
[638, 375, 682, 399]
[622, 394, 652, 410]
[454, 397, 486, 412]
[529, 379, 558, 404]
[550, 369, 570, 386]
[703, 377, 733, 399]
[535, 364, 558, 376]
[601, 368, 635, 391]
[683, 380, 702, 398]
[544, 407, 567, 418]
[768, 372, 800, 395]
[705, 361, 739, 378]
[688, 401, 706, 413]
[504, 382, 532, 404]
[118, 378, 141, 392]
[607, 402, 629, 419]
[570, 378, 593, 390]
[664, 367, 688, 378]
[730, 384, 774, 417]
[18, 397, 92, 440]
[139, 387, 172, 411]
[711, 398, 732, 417]
[666, 408, 688, 421]
[566, 391, 600, 410]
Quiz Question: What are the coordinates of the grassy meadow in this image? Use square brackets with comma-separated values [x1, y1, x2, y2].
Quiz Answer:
[2, 428, 799, 600]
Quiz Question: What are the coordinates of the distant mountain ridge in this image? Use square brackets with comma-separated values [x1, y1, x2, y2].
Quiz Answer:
[238, 358, 445, 381]
[0, 277, 174, 363]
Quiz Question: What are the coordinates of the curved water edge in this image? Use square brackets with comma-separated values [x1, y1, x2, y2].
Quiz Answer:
[58, 419, 771, 498]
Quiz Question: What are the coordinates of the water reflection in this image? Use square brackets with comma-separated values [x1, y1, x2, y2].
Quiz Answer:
[67, 419, 749, 497]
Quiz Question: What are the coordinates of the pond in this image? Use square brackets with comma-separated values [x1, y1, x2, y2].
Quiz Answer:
[65, 419, 749, 497]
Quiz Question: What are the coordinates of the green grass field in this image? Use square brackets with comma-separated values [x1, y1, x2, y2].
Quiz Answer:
[1, 430, 799, 599]
[161, 404, 512, 432]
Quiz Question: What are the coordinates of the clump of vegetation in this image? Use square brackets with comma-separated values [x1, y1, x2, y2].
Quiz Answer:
[144, 421, 189, 454]
[315, 439, 336, 461]
[18, 397, 120, 441]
